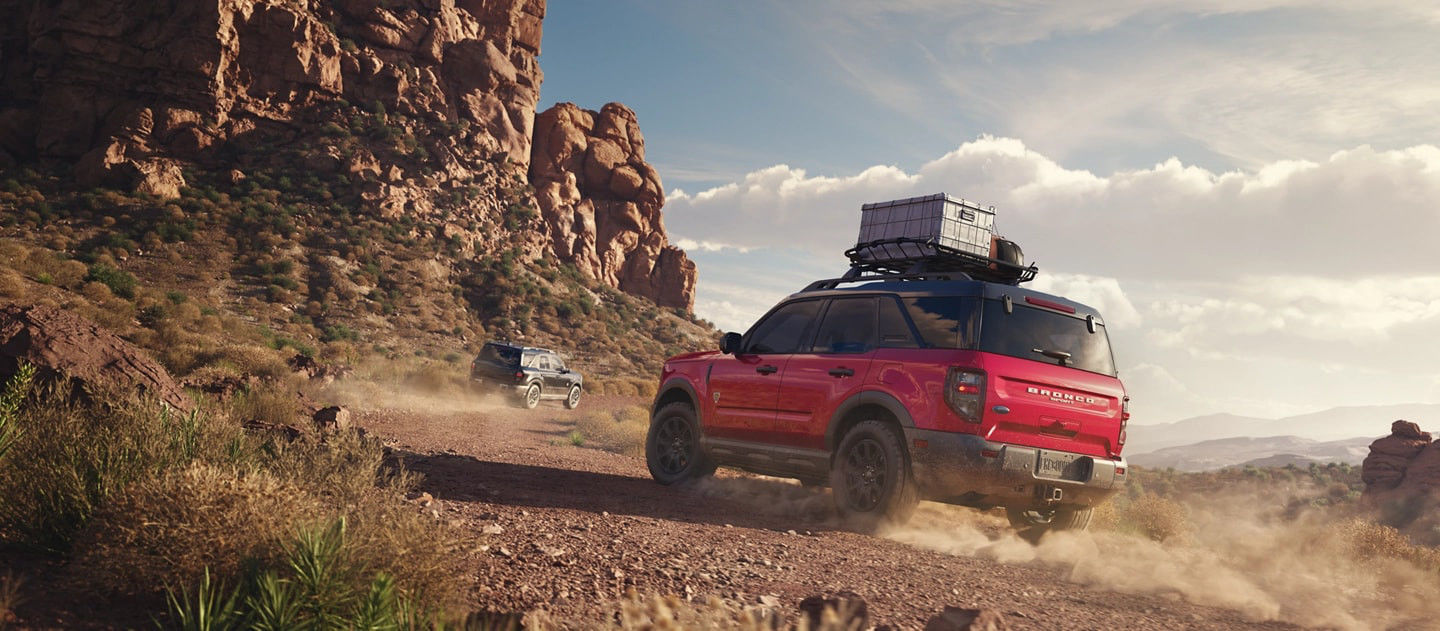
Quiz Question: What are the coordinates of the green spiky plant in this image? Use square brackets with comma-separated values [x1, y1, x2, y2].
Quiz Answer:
[0, 362, 35, 462]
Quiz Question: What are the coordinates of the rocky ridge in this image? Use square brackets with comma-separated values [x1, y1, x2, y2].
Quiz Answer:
[0, 0, 695, 309]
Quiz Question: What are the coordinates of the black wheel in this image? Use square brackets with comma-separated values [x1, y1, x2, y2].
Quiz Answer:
[829, 420, 918, 531]
[563, 384, 582, 410]
[1006, 505, 1093, 533]
[645, 402, 715, 485]
[521, 382, 541, 409]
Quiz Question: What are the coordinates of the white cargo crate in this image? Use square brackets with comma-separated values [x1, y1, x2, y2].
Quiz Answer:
[855, 193, 995, 261]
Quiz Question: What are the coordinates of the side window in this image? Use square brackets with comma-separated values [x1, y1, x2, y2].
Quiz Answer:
[811, 297, 877, 354]
[878, 297, 920, 348]
[551, 356, 566, 371]
[522, 353, 537, 368]
[745, 300, 823, 354]
[536, 355, 551, 371]
[904, 296, 980, 349]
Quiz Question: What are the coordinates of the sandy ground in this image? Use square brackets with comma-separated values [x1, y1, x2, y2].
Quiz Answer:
[359, 394, 1304, 630]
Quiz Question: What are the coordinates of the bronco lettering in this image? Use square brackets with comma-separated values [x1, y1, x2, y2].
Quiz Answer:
[1026, 386, 1100, 405]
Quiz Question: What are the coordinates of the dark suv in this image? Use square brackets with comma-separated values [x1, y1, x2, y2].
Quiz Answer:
[470, 342, 584, 410]
[645, 272, 1128, 532]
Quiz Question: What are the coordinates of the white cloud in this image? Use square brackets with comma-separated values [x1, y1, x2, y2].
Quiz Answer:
[672, 138, 1440, 424]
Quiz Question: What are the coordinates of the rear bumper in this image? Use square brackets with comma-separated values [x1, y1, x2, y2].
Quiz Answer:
[470, 376, 526, 396]
[903, 428, 1126, 509]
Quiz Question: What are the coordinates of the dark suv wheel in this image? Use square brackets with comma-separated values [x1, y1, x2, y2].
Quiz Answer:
[521, 382, 541, 409]
[829, 420, 918, 531]
[645, 403, 716, 485]
[1006, 505, 1093, 533]
[563, 384, 582, 410]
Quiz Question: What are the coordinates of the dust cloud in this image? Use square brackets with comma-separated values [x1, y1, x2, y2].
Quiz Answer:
[885, 493, 1440, 631]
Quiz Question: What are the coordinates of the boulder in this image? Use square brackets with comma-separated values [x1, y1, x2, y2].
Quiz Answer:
[313, 405, 352, 432]
[0, 303, 194, 413]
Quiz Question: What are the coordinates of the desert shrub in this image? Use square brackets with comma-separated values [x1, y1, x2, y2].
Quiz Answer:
[0, 384, 241, 552]
[230, 383, 301, 426]
[0, 571, 20, 630]
[0, 268, 27, 301]
[1333, 518, 1440, 572]
[85, 263, 137, 299]
[572, 406, 649, 458]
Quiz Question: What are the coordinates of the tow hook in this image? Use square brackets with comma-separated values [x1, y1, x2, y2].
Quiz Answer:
[1036, 485, 1063, 503]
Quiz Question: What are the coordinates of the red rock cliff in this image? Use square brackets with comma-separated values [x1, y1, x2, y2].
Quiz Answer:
[0, 0, 697, 311]
[530, 102, 696, 310]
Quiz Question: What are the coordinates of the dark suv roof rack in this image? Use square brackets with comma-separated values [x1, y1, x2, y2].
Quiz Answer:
[843, 237, 1037, 286]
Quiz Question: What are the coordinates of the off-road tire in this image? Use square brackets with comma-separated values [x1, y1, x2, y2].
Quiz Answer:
[563, 384, 582, 410]
[1006, 505, 1093, 533]
[521, 382, 541, 410]
[646, 402, 716, 485]
[829, 420, 919, 531]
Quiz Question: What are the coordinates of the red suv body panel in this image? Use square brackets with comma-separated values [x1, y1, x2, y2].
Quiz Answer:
[655, 278, 1129, 511]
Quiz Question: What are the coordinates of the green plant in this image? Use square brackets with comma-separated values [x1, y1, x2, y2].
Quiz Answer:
[162, 568, 242, 631]
[568, 431, 585, 447]
[0, 571, 23, 631]
[0, 363, 35, 462]
[85, 263, 137, 299]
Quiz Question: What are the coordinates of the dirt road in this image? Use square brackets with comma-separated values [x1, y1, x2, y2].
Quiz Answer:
[359, 396, 1300, 630]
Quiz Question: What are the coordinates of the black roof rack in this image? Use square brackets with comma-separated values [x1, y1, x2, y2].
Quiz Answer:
[803, 271, 971, 292]
[843, 237, 1037, 286]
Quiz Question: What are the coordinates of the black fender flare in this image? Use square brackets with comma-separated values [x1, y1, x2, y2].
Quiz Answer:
[652, 377, 703, 424]
[824, 390, 916, 451]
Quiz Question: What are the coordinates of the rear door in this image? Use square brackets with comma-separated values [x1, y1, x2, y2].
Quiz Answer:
[706, 299, 823, 441]
[977, 299, 1125, 458]
[773, 297, 878, 448]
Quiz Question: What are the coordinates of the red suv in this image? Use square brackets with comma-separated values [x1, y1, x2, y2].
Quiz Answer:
[645, 272, 1129, 532]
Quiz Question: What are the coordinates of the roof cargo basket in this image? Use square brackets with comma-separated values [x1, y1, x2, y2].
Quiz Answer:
[845, 237, 1037, 285]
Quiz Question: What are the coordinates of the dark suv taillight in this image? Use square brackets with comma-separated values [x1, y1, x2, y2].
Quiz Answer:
[513, 371, 525, 382]
[944, 368, 986, 423]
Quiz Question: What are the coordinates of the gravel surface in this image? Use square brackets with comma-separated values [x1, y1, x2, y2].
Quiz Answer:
[359, 395, 1304, 630]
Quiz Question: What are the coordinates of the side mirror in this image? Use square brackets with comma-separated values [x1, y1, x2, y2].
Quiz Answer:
[719, 332, 743, 355]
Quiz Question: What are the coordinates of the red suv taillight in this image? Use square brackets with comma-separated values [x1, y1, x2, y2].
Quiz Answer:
[944, 368, 986, 423]
[1119, 396, 1130, 446]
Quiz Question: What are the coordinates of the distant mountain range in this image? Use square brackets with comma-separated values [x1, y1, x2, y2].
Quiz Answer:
[1127, 435, 1374, 472]
[1123, 403, 1440, 472]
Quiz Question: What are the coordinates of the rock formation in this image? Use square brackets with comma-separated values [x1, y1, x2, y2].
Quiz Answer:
[0, 304, 195, 413]
[0, 0, 544, 176]
[1361, 419, 1440, 543]
[530, 102, 696, 310]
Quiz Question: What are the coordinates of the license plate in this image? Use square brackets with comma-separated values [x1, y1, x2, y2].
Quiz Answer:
[1036, 451, 1089, 481]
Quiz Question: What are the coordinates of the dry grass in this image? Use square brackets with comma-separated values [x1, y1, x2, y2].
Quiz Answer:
[572, 405, 650, 457]
[229, 381, 302, 426]
[1333, 518, 1440, 573]
[0, 383, 244, 552]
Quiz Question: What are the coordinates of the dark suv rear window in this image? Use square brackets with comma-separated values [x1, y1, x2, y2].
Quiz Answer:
[479, 344, 520, 366]
[979, 301, 1116, 376]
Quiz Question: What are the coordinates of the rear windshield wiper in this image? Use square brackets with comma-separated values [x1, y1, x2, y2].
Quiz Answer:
[1032, 347, 1072, 366]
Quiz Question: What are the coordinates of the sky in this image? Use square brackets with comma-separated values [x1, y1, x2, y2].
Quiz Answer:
[537, 1, 1440, 426]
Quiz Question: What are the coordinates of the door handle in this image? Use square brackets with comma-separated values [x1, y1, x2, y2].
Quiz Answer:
[828, 367, 855, 378]
[756, 365, 778, 375]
